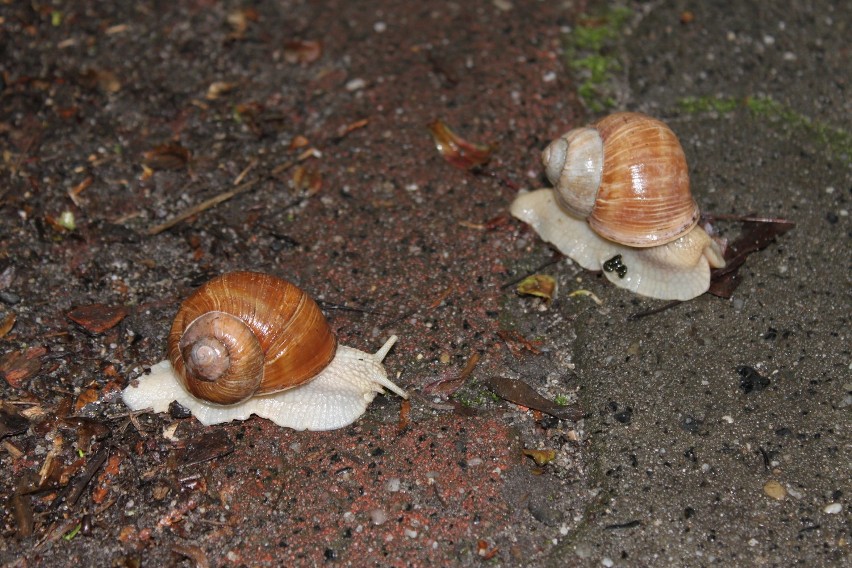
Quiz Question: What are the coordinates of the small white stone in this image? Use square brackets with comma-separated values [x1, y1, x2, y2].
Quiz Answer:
[823, 503, 842, 514]
[601, 558, 614, 567]
[404, 528, 418, 538]
[370, 509, 388, 525]
[748, 538, 759, 547]
[374, 21, 387, 33]
[345, 78, 367, 91]
[385, 478, 401, 492]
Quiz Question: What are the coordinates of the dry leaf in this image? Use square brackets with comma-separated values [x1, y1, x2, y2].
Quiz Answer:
[143, 144, 191, 171]
[206, 81, 237, 100]
[422, 351, 480, 397]
[497, 330, 541, 357]
[517, 274, 556, 301]
[291, 165, 322, 196]
[522, 448, 557, 466]
[428, 119, 494, 170]
[0, 312, 16, 338]
[67, 304, 129, 334]
[482, 376, 582, 421]
[708, 217, 795, 298]
[0, 346, 47, 388]
[284, 40, 323, 64]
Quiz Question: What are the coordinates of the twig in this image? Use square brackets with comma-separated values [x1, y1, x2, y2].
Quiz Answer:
[627, 300, 682, 321]
[146, 178, 261, 235]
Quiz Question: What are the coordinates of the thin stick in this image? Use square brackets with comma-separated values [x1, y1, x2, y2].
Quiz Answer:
[146, 178, 261, 235]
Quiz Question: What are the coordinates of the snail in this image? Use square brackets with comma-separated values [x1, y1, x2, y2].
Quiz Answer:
[510, 112, 726, 300]
[122, 271, 408, 431]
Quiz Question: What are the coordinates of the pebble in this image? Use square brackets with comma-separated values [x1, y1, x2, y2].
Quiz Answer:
[823, 503, 842, 514]
[574, 543, 592, 559]
[369, 509, 388, 525]
[763, 480, 786, 500]
[385, 478, 401, 492]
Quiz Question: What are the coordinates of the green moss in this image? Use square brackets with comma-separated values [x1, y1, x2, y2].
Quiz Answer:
[677, 95, 850, 163]
[563, 5, 632, 112]
[452, 385, 500, 408]
[553, 394, 570, 406]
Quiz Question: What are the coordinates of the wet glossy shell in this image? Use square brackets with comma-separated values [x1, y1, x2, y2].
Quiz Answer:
[168, 271, 337, 405]
[589, 112, 699, 247]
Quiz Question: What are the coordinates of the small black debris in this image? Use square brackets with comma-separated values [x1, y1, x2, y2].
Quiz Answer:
[737, 366, 770, 393]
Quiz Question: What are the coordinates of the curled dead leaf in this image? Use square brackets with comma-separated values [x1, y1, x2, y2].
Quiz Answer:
[517, 274, 557, 301]
[284, 40, 323, 65]
[707, 216, 795, 298]
[428, 119, 494, 170]
[206, 81, 237, 100]
[143, 144, 191, 171]
[0, 312, 16, 338]
[522, 448, 557, 466]
[291, 165, 322, 196]
[497, 330, 541, 357]
[0, 346, 47, 388]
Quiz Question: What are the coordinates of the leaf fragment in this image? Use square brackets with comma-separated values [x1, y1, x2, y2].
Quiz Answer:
[0, 346, 47, 388]
[284, 40, 323, 64]
[517, 274, 557, 301]
[67, 304, 129, 334]
[143, 143, 191, 171]
[428, 119, 494, 170]
[522, 448, 557, 466]
[482, 376, 582, 421]
[708, 217, 795, 298]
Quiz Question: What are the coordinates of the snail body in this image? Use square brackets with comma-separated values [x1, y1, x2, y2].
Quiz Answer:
[511, 112, 725, 300]
[122, 272, 407, 430]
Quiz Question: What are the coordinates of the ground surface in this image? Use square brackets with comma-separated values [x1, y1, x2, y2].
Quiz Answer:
[0, 1, 849, 567]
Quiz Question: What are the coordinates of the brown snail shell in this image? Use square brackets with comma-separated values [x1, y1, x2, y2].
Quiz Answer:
[168, 271, 337, 405]
[511, 112, 726, 301]
[544, 112, 700, 247]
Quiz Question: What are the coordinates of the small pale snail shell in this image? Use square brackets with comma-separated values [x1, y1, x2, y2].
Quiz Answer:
[510, 112, 726, 300]
[122, 271, 408, 431]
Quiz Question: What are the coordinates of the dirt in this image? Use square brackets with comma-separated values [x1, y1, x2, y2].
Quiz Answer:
[1, 1, 849, 567]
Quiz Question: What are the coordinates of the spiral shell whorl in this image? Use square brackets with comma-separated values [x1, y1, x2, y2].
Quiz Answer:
[168, 271, 338, 405]
[589, 112, 699, 247]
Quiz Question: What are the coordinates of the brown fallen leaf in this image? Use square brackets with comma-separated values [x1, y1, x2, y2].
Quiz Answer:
[169, 429, 234, 469]
[422, 351, 480, 397]
[0, 312, 16, 338]
[291, 165, 323, 196]
[497, 330, 542, 357]
[67, 304, 129, 334]
[284, 40, 323, 64]
[428, 119, 494, 170]
[708, 217, 796, 298]
[0, 346, 47, 388]
[398, 398, 411, 432]
[0, 403, 30, 439]
[73, 386, 101, 412]
[79, 68, 121, 94]
[482, 376, 583, 421]
[143, 143, 191, 171]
